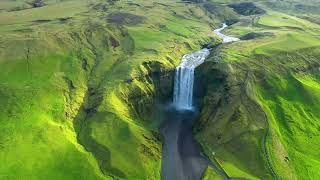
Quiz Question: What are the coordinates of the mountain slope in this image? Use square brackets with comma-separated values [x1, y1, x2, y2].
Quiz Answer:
[0, 0, 221, 179]
[195, 2, 320, 178]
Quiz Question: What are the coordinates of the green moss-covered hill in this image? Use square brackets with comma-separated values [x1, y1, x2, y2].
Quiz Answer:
[0, 0, 320, 180]
[196, 0, 320, 179]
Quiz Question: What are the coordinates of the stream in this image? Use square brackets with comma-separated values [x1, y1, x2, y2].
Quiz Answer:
[161, 23, 239, 180]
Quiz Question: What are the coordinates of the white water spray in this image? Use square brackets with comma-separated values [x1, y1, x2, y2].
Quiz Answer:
[173, 49, 210, 110]
[173, 23, 239, 110]
[213, 23, 240, 43]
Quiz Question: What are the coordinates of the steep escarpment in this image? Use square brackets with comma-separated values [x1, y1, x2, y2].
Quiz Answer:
[194, 61, 271, 179]
[194, 45, 320, 179]
[228, 2, 265, 16]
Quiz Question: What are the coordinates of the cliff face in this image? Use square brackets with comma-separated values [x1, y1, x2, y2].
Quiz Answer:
[194, 46, 320, 179]
[194, 61, 271, 179]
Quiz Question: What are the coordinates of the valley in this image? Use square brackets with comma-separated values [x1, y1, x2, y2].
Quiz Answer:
[0, 0, 320, 179]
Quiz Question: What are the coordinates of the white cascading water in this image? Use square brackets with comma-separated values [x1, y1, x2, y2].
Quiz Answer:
[173, 49, 210, 110]
[213, 23, 240, 43]
[173, 23, 239, 110]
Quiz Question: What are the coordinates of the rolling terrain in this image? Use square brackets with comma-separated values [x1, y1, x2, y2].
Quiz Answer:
[0, 0, 320, 179]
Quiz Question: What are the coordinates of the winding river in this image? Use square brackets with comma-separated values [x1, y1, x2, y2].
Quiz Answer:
[161, 23, 239, 180]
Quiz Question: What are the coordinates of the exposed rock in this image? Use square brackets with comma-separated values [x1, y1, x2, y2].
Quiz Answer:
[107, 13, 145, 25]
[28, 0, 46, 8]
[228, 2, 265, 16]
[91, 3, 108, 12]
[109, 36, 120, 48]
[240, 32, 274, 40]
[203, 2, 238, 23]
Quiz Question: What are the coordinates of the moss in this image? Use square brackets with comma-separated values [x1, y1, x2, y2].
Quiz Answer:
[202, 166, 223, 180]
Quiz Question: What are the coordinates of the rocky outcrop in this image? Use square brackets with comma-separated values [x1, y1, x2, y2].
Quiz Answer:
[228, 2, 265, 16]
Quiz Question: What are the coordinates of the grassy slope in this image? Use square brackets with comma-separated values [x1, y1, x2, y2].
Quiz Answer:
[0, 44, 107, 179]
[235, 8, 320, 180]
[1, 0, 320, 179]
[0, 0, 223, 179]
[196, 1, 320, 179]
[202, 166, 223, 180]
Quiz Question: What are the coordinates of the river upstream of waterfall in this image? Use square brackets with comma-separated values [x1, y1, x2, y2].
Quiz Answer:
[160, 23, 239, 180]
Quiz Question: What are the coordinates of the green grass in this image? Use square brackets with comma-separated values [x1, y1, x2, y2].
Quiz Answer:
[258, 12, 319, 29]
[1, 0, 320, 179]
[216, 9, 320, 62]
[202, 166, 223, 180]
[256, 73, 320, 179]
[253, 32, 320, 55]
[195, 2, 320, 179]
[0, 53, 107, 179]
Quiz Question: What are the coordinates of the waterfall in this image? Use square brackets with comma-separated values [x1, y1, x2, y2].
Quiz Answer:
[172, 23, 239, 110]
[173, 67, 195, 110]
[173, 49, 210, 110]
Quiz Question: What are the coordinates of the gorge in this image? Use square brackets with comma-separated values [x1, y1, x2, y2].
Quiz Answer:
[1, 1, 320, 179]
[161, 23, 240, 180]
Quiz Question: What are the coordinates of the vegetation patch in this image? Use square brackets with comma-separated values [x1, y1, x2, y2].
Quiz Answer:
[32, 19, 52, 23]
[298, 15, 320, 25]
[240, 32, 274, 40]
[263, 1, 320, 14]
[8, 6, 29, 12]
[27, 0, 46, 8]
[228, 2, 265, 16]
[91, 3, 108, 12]
[58, 17, 72, 23]
[109, 36, 120, 48]
[203, 2, 238, 23]
[107, 12, 145, 25]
